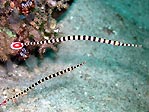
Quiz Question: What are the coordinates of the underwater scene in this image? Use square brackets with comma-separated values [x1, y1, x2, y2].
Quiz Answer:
[0, 0, 148, 112]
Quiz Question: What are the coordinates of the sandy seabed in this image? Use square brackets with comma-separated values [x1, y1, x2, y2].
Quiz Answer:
[0, 0, 149, 112]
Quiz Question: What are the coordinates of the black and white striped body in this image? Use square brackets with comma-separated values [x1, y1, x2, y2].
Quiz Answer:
[4, 62, 85, 104]
[24, 35, 142, 48]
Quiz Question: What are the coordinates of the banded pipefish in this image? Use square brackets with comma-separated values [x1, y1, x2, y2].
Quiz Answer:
[0, 61, 85, 106]
[10, 35, 142, 50]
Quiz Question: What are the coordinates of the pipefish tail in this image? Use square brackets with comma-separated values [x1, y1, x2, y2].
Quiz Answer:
[0, 61, 86, 106]
[24, 35, 142, 48]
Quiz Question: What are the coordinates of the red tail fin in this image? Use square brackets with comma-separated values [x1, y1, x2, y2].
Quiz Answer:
[0, 100, 7, 106]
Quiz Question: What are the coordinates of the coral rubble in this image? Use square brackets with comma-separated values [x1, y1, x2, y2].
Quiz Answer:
[0, 0, 73, 62]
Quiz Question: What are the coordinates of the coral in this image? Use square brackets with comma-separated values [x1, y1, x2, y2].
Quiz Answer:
[0, 0, 73, 62]
[0, 30, 17, 62]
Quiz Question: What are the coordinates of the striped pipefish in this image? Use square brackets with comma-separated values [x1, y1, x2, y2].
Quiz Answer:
[23, 35, 142, 47]
[11, 35, 142, 50]
[0, 62, 85, 106]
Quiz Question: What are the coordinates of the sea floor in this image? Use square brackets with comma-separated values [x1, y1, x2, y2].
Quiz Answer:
[0, 0, 149, 112]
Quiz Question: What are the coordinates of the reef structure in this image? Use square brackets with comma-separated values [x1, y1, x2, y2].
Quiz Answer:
[0, 0, 73, 62]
